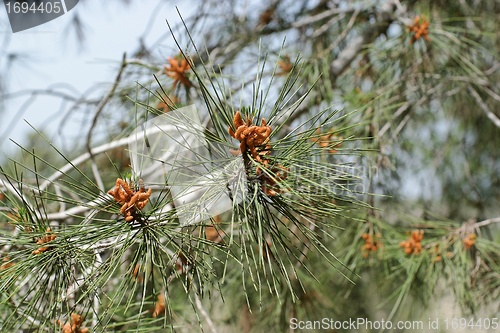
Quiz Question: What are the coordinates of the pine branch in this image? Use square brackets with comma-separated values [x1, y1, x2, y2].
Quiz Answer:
[330, 0, 397, 77]
[468, 86, 500, 128]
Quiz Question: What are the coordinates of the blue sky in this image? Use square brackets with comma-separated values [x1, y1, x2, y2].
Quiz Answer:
[0, 0, 192, 158]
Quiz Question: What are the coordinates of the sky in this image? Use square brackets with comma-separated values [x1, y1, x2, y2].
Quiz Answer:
[0, 0, 192, 158]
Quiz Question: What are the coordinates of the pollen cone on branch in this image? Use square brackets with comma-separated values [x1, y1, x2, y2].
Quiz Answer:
[205, 214, 225, 244]
[258, 164, 289, 197]
[163, 55, 192, 89]
[56, 313, 89, 333]
[228, 111, 288, 196]
[408, 15, 430, 44]
[463, 233, 476, 250]
[432, 245, 442, 263]
[400, 229, 424, 255]
[32, 228, 56, 255]
[276, 55, 292, 76]
[0, 257, 14, 270]
[157, 94, 180, 113]
[131, 263, 144, 283]
[361, 233, 382, 258]
[228, 111, 272, 163]
[108, 178, 152, 222]
[151, 294, 166, 318]
[310, 128, 343, 153]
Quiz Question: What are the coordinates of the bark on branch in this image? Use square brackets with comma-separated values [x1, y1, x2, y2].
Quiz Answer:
[330, 0, 397, 77]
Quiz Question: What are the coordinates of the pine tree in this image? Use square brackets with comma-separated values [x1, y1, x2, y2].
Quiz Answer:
[1, 1, 499, 332]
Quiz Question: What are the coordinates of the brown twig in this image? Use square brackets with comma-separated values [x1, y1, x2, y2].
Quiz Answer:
[86, 53, 128, 155]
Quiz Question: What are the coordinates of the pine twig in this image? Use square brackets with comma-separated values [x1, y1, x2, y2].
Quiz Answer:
[330, 0, 396, 77]
[85, 52, 128, 155]
[468, 86, 500, 128]
[194, 292, 219, 333]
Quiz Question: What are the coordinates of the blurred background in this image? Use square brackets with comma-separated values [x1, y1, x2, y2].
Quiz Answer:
[0, 0, 192, 157]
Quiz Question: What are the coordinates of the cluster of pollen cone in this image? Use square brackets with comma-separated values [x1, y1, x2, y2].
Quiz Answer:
[108, 178, 152, 222]
[229, 111, 288, 196]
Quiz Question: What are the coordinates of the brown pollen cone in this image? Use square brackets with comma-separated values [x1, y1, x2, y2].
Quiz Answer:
[108, 178, 152, 222]
[228, 111, 288, 196]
